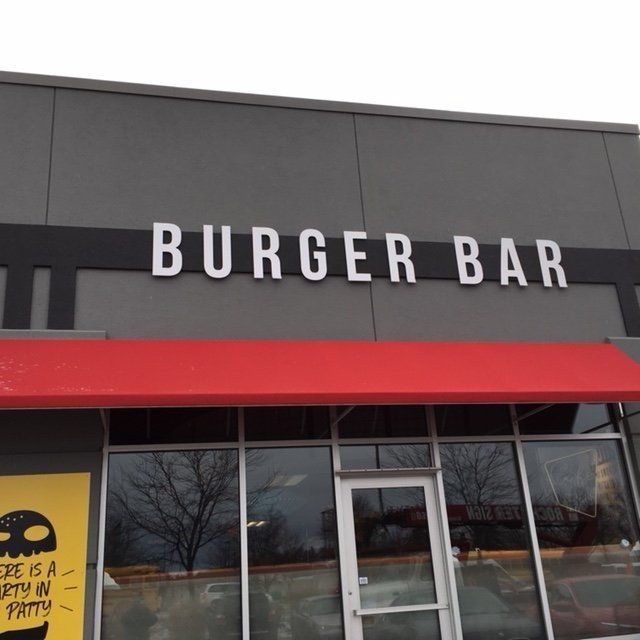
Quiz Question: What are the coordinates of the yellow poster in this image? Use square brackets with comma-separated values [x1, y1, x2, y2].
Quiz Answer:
[0, 472, 90, 640]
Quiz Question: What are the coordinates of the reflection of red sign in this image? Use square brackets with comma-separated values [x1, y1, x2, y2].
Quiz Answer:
[405, 507, 427, 524]
[446, 505, 591, 525]
[355, 506, 428, 528]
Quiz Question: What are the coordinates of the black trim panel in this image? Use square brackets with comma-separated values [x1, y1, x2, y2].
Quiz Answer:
[1, 223, 640, 333]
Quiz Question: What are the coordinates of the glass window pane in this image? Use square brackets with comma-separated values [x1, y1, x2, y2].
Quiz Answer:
[517, 403, 615, 434]
[435, 404, 513, 437]
[340, 444, 431, 470]
[362, 609, 440, 639]
[440, 443, 546, 640]
[523, 440, 640, 640]
[244, 406, 330, 440]
[352, 486, 436, 609]
[246, 447, 343, 639]
[102, 450, 241, 639]
[109, 407, 238, 444]
[337, 405, 427, 438]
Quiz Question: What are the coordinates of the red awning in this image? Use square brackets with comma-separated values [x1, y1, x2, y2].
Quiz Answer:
[0, 339, 640, 408]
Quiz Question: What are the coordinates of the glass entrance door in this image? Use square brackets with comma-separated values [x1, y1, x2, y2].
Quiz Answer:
[340, 474, 453, 639]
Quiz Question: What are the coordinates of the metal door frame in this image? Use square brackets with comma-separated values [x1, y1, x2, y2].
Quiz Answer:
[335, 470, 456, 639]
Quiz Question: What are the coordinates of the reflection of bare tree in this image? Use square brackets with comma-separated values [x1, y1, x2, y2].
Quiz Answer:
[440, 443, 526, 554]
[104, 508, 145, 568]
[382, 444, 430, 469]
[442, 444, 514, 506]
[246, 450, 339, 574]
[110, 450, 239, 572]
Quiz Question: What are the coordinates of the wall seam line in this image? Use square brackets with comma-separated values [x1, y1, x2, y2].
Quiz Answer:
[44, 87, 57, 225]
[602, 132, 632, 250]
[352, 114, 378, 341]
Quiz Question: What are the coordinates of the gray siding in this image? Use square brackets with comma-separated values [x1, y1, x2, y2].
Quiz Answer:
[0, 81, 634, 340]
[75, 269, 375, 339]
[604, 132, 640, 249]
[30, 266, 51, 329]
[47, 90, 364, 234]
[0, 266, 6, 322]
[373, 280, 625, 342]
[0, 83, 53, 224]
[356, 115, 629, 248]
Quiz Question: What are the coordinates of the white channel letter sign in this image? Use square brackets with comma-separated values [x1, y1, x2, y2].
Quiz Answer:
[152, 223, 568, 288]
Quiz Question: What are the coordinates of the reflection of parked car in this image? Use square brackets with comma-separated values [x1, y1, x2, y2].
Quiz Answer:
[548, 575, 640, 638]
[366, 587, 543, 640]
[200, 582, 240, 606]
[207, 590, 280, 639]
[291, 595, 343, 640]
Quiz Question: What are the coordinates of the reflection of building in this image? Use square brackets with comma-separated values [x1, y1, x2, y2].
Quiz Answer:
[320, 507, 337, 552]
[2, 71, 640, 640]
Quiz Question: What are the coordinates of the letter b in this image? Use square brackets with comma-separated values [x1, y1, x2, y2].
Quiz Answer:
[152, 223, 183, 276]
[454, 235, 483, 285]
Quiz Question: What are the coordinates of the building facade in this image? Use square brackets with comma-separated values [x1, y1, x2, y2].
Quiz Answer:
[2, 71, 640, 639]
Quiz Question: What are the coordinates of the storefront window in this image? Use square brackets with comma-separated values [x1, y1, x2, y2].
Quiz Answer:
[352, 485, 437, 608]
[435, 404, 513, 437]
[246, 447, 343, 639]
[362, 607, 441, 639]
[109, 408, 238, 444]
[99, 405, 640, 640]
[337, 405, 428, 438]
[244, 406, 330, 440]
[517, 403, 615, 435]
[340, 443, 431, 469]
[102, 450, 241, 639]
[440, 443, 545, 640]
[523, 440, 640, 640]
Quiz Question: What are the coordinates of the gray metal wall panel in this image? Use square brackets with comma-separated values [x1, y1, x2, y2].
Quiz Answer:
[0, 409, 102, 453]
[609, 337, 640, 363]
[48, 89, 363, 234]
[0, 329, 106, 338]
[372, 280, 626, 341]
[0, 266, 6, 323]
[605, 339, 640, 504]
[75, 269, 375, 339]
[30, 266, 51, 329]
[355, 115, 628, 248]
[604, 132, 640, 249]
[84, 567, 97, 640]
[0, 84, 53, 224]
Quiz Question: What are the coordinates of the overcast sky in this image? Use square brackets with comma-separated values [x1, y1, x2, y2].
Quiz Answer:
[2, 0, 639, 126]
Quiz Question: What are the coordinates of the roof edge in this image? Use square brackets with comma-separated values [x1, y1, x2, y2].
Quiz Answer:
[1, 70, 638, 134]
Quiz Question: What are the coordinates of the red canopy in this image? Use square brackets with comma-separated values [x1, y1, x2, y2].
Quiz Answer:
[0, 339, 639, 408]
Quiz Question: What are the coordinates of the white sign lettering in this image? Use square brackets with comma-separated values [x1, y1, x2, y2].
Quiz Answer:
[453, 235, 484, 285]
[203, 224, 232, 279]
[299, 229, 327, 281]
[343, 231, 372, 282]
[152, 223, 182, 276]
[500, 237, 528, 287]
[386, 233, 416, 283]
[252, 227, 282, 280]
[151, 223, 567, 289]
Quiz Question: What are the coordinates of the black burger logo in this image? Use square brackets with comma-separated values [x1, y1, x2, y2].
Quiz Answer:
[0, 513, 57, 560]
[0, 511, 59, 640]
